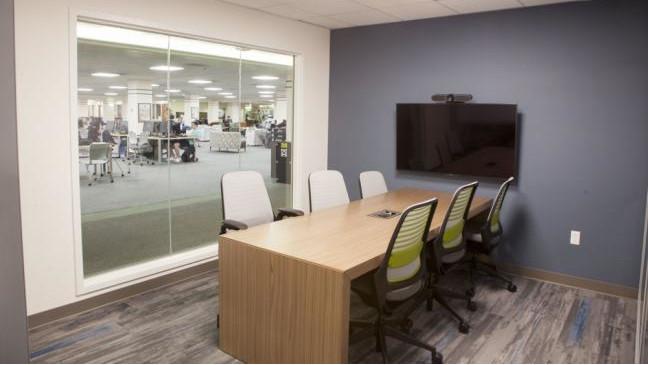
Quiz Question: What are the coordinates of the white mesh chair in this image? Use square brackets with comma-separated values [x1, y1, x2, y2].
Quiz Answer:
[359, 170, 388, 199]
[220, 170, 303, 234]
[83, 142, 112, 186]
[308, 170, 350, 212]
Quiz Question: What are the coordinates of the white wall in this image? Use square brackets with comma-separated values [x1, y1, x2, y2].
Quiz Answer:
[14, 0, 329, 315]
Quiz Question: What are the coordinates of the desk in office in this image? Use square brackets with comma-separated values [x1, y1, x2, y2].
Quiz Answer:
[218, 187, 492, 363]
[147, 135, 196, 163]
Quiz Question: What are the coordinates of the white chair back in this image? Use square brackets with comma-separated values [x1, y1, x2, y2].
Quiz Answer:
[221, 171, 274, 227]
[308, 170, 350, 212]
[359, 171, 388, 199]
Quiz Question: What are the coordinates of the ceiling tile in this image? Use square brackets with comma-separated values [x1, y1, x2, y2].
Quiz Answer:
[331, 9, 400, 26]
[352, 0, 430, 8]
[519, 0, 587, 6]
[438, 0, 522, 14]
[289, 0, 368, 16]
[303, 15, 355, 28]
[220, 0, 287, 8]
[259, 4, 319, 19]
[380, 1, 456, 21]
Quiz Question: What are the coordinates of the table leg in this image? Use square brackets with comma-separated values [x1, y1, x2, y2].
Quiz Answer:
[219, 237, 350, 363]
[158, 140, 162, 163]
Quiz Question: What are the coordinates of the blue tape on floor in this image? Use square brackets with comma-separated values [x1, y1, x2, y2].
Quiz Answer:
[569, 299, 591, 345]
[30, 325, 111, 359]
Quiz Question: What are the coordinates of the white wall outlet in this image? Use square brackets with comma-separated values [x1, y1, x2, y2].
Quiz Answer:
[570, 230, 581, 246]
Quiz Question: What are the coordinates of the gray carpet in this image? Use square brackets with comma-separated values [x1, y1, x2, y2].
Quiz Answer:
[79, 144, 291, 276]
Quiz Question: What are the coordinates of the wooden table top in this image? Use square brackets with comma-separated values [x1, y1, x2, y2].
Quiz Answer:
[221, 188, 492, 279]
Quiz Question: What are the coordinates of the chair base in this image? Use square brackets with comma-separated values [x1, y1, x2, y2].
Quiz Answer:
[467, 253, 517, 295]
[350, 318, 443, 364]
[426, 286, 475, 334]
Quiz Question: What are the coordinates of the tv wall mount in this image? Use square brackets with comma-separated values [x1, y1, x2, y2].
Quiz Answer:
[431, 94, 473, 103]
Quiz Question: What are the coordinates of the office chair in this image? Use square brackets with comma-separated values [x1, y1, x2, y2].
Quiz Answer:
[220, 170, 303, 234]
[83, 142, 112, 186]
[425, 182, 478, 334]
[308, 170, 350, 212]
[464, 177, 517, 296]
[359, 170, 388, 199]
[350, 198, 443, 364]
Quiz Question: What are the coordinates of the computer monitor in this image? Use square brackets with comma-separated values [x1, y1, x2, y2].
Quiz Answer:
[142, 121, 154, 133]
[105, 120, 115, 132]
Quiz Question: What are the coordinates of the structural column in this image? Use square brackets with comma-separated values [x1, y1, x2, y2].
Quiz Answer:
[207, 100, 220, 123]
[183, 94, 200, 124]
[127, 80, 153, 133]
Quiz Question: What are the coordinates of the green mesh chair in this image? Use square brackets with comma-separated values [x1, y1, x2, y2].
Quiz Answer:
[425, 182, 478, 334]
[464, 177, 517, 296]
[350, 198, 443, 364]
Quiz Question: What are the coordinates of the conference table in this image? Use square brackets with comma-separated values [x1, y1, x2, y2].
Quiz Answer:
[218, 188, 492, 363]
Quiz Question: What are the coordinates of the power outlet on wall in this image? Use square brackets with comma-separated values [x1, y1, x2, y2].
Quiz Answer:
[570, 230, 581, 246]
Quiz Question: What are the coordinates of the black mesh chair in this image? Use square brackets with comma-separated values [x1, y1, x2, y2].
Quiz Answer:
[464, 177, 517, 296]
[350, 198, 443, 364]
[425, 182, 479, 334]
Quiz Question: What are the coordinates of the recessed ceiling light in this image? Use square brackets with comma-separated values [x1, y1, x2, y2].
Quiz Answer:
[104, 92, 118, 96]
[151, 84, 160, 87]
[252, 75, 279, 81]
[258, 91, 274, 94]
[165, 89, 181, 93]
[188, 79, 212, 84]
[150, 65, 184, 72]
[204, 87, 223, 91]
[218, 92, 233, 96]
[92, 72, 120, 78]
[256, 85, 276, 89]
[155, 94, 167, 98]
[78, 88, 93, 92]
[108, 85, 127, 90]
[224, 95, 237, 99]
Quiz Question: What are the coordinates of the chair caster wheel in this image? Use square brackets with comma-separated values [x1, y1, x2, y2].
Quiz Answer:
[458, 321, 470, 334]
[110, 180, 114, 183]
[88, 183, 92, 186]
[507, 283, 517, 293]
[121, 174, 124, 177]
[465, 288, 475, 298]
[431, 352, 443, 364]
[467, 300, 477, 312]
[400, 318, 413, 333]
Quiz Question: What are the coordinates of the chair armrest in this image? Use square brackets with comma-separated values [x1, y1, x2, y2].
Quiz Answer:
[276, 208, 304, 220]
[220, 219, 248, 234]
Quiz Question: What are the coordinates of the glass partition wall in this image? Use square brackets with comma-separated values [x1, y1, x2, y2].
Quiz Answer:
[76, 21, 294, 278]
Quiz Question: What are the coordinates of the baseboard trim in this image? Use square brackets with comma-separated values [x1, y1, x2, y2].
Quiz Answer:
[28, 260, 218, 329]
[498, 262, 638, 299]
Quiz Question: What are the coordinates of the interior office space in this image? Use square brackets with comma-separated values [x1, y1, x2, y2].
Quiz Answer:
[1, 0, 647, 363]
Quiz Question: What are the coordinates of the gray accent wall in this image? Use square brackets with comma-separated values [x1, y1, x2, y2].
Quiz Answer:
[0, 0, 30, 362]
[329, 0, 648, 288]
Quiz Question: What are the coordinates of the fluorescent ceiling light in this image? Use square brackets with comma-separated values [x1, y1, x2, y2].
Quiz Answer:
[198, 96, 207, 99]
[224, 95, 237, 99]
[104, 92, 118, 96]
[260, 95, 272, 98]
[151, 84, 160, 87]
[78, 88, 93, 92]
[218, 92, 233, 96]
[155, 94, 167, 97]
[92, 72, 120, 78]
[252, 75, 279, 80]
[108, 85, 127, 89]
[78, 22, 293, 67]
[165, 89, 181, 93]
[188, 80, 212, 84]
[258, 91, 274, 94]
[204, 87, 222, 91]
[256, 85, 276, 89]
[150, 65, 184, 72]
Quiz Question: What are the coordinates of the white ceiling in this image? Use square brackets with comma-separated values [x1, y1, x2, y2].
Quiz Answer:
[220, 0, 590, 29]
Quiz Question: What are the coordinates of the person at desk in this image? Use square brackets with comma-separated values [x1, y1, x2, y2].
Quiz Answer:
[223, 115, 232, 131]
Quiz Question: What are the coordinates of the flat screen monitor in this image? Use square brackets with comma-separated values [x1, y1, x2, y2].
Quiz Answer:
[396, 103, 517, 179]
[105, 120, 115, 132]
[142, 121, 154, 133]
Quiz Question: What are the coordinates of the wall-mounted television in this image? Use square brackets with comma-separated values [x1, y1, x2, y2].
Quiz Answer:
[396, 103, 518, 179]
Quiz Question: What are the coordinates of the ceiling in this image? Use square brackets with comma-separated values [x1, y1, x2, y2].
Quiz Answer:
[78, 39, 293, 106]
[220, 0, 590, 29]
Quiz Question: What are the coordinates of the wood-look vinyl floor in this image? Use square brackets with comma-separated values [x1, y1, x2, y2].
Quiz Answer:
[29, 270, 636, 363]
